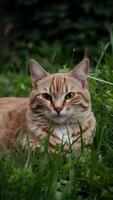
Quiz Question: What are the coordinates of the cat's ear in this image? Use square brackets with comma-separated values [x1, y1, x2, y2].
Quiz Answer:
[69, 58, 90, 88]
[29, 59, 49, 88]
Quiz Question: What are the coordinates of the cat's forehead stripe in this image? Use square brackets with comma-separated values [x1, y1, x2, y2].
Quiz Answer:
[49, 76, 55, 93]
[49, 75, 68, 94]
[64, 77, 68, 92]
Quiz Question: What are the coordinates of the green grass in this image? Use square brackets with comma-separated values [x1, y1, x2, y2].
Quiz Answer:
[0, 43, 113, 200]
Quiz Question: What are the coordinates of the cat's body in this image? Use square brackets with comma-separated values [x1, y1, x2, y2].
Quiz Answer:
[0, 98, 29, 150]
[0, 58, 96, 152]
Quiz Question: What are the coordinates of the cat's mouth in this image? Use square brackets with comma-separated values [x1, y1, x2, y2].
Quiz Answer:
[50, 113, 68, 124]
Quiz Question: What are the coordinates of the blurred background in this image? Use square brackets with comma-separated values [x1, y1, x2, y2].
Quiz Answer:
[0, 0, 113, 71]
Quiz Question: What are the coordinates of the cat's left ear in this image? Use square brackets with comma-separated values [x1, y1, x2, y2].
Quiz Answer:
[29, 59, 49, 88]
[69, 58, 90, 88]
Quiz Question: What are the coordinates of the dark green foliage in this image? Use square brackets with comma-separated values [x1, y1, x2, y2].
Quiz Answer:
[4, 0, 113, 46]
[0, 0, 113, 64]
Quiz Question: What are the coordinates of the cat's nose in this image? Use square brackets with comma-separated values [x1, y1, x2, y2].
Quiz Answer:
[54, 106, 62, 114]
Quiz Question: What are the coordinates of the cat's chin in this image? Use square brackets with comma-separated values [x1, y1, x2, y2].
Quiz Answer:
[47, 111, 72, 124]
[50, 115, 68, 124]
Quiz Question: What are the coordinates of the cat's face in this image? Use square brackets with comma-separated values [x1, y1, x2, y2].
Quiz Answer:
[29, 59, 91, 124]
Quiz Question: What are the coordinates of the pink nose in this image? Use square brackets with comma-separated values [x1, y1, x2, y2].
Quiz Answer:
[54, 107, 62, 113]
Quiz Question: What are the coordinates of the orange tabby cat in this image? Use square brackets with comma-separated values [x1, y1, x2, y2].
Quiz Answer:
[0, 58, 95, 152]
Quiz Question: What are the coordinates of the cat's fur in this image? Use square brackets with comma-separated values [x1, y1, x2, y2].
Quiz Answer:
[0, 58, 95, 152]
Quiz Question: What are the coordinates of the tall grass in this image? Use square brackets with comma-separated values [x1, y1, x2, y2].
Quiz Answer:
[0, 43, 113, 200]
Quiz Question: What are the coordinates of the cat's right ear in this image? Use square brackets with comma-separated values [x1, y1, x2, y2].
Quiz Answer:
[29, 59, 49, 88]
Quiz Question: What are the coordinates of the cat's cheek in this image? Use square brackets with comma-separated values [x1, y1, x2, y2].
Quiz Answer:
[29, 101, 38, 110]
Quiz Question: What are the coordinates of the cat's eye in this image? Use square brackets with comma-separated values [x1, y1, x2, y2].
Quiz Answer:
[65, 92, 75, 100]
[42, 93, 52, 101]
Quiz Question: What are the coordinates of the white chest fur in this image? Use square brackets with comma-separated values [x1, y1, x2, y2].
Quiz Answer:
[28, 113, 95, 150]
[53, 125, 76, 144]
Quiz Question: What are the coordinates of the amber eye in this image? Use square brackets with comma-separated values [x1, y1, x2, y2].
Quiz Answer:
[42, 93, 52, 101]
[65, 92, 75, 100]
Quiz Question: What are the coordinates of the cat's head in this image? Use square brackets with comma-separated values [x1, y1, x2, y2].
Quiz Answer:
[29, 59, 91, 124]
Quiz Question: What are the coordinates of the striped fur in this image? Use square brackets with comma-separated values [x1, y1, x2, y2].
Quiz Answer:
[26, 58, 96, 152]
[0, 58, 96, 153]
